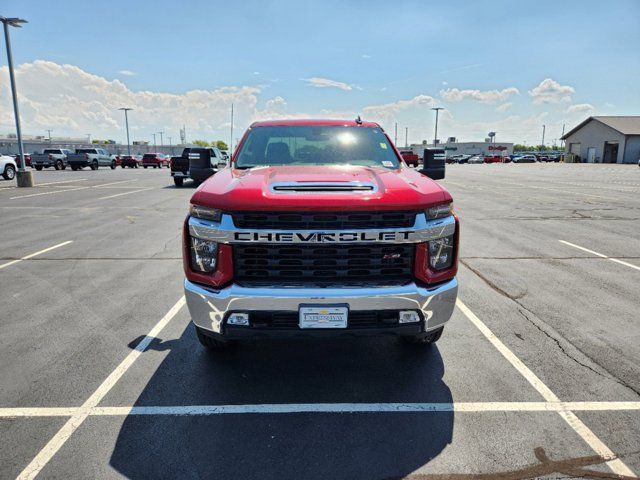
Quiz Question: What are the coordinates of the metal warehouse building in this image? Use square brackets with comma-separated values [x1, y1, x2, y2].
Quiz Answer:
[561, 116, 640, 164]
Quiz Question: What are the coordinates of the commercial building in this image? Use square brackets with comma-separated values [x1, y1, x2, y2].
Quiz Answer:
[405, 138, 513, 158]
[561, 116, 640, 164]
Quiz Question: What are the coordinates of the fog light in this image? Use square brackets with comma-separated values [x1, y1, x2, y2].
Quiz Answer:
[227, 313, 249, 326]
[427, 235, 454, 271]
[399, 311, 420, 324]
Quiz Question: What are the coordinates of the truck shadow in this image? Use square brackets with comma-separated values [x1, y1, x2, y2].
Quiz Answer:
[109, 325, 454, 479]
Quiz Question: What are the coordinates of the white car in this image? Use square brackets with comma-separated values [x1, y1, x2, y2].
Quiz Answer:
[468, 155, 484, 164]
[1, 155, 17, 180]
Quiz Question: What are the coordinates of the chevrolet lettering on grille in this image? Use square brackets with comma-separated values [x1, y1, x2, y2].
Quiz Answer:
[233, 231, 413, 243]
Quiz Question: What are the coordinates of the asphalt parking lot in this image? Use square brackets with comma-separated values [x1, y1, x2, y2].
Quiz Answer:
[1, 163, 639, 479]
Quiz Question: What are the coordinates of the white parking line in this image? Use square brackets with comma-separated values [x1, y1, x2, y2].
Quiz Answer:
[560, 240, 640, 272]
[93, 180, 139, 188]
[2, 401, 640, 418]
[0, 241, 73, 270]
[97, 187, 153, 200]
[17, 296, 186, 480]
[10, 186, 90, 199]
[456, 299, 635, 477]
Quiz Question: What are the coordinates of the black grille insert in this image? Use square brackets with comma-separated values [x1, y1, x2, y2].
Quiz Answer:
[232, 211, 416, 230]
[245, 310, 409, 329]
[234, 244, 414, 286]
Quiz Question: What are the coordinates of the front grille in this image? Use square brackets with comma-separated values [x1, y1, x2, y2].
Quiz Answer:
[233, 244, 414, 286]
[245, 310, 408, 329]
[232, 211, 416, 230]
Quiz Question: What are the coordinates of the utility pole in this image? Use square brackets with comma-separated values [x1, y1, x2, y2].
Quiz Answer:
[118, 107, 133, 156]
[46, 129, 52, 142]
[158, 131, 164, 149]
[394, 122, 398, 146]
[1, 15, 32, 187]
[541, 124, 546, 150]
[168, 136, 172, 155]
[152, 133, 156, 150]
[405, 127, 408, 148]
[230, 103, 234, 156]
[561, 123, 565, 148]
[431, 107, 444, 146]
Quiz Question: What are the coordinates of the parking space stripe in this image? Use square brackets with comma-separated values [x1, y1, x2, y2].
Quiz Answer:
[2, 401, 640, 418]
[92, 180, 138, 188]
[0, 241, 73, 270]
[97, 187, 153, 200]
[16, 296, 186, 480]
[560, 240, 640, 272]
[10, 186, 90, 200]
[456, 299, 635, 477]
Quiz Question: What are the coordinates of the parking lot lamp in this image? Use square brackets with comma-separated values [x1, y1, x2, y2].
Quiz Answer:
[431, 107, 444, 146]
[167, 136, 172, 155]
[1, 16, 33, 187]
[152, 133, 156, 150]
[158, 131, 164, 150]
[118, 108, 133, 156]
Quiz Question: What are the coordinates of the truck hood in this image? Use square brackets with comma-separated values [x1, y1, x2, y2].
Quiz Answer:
[191, 165, 451, 211]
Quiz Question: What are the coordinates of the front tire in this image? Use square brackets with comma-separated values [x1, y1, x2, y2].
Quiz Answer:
[35, 165, 43, 171]
[173, 176, 184, 187]
[3, 164, 16, 180]
[55, 160, 63, 170]
[110, 161, 116, 170]
[91, 160, 99, 170]
[195, 326, 232, 351]
[403, 326, 444, 346]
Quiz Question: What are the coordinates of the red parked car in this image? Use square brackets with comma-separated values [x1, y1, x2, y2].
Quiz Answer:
[483, 155, 504, 163]
[142, 153, 170, 168]
[399, 150, 420, 167]
[120, 155, 142, 168]
[14, 154, 31, 167]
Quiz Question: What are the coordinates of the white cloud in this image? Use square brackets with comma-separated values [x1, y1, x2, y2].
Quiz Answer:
[362, 95, 437, 124]
[303, 77, 353, 91]
[566, 103, 594, 113]
[361, 54, 372, 59]
[118, 70, 136, 76]
[265, 96, 287, 109]
[528, 78, 574, 104]
[496, 102, 513, 112]
[440, 87, 519, 104]
[0, 60, 260, 141]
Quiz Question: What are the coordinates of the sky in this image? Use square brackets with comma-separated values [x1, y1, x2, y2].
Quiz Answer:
[1, 0, 639, 147]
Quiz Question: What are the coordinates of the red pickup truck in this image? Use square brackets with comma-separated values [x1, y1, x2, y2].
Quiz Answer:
[399, 150, 420, 167]
[183, 119, 459, 351]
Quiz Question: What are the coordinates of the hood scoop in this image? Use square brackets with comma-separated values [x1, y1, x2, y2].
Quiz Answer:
[270, 181, 377, 194]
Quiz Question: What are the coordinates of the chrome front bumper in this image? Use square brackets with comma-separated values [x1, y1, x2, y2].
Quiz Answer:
[184, 278, 458, 337]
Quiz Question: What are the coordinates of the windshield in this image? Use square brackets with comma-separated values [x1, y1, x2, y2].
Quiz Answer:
[235, 126, 400, 169]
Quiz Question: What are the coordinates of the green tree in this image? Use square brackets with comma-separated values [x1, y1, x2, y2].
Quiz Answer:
[513, 144, 528, 152]
[214, 140, 228, 150]
[192, 139, 210, 147]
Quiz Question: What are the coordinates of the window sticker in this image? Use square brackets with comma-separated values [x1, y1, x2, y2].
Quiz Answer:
[379, 143, 388, 149]
[382, 160, 394, 167]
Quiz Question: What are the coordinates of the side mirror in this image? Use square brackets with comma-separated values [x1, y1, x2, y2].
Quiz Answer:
[420, 148, 446, 180]
[217, 159, 228, 169]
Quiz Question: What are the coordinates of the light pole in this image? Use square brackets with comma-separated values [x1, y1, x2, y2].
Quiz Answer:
[118, 107, 133, 156]
[394, 122, 398, 146]
[405, 127, 408, 148]
[1, 15, 33, 187]
[541, 124, 546, 150]
[158, 131, 164, 150]
[230, 103, 234, 157]
[167, 136, 172, 155]
[46, 129, 52, 142]
[431, 107, 444, 146]
[152, 133, 156, 150]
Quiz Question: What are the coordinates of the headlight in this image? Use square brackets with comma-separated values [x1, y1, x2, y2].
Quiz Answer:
[190, 237, 218, 273]
[426, 203, 453, 220]
[189, 204, 222, 222]
[427, 235, 454, 270]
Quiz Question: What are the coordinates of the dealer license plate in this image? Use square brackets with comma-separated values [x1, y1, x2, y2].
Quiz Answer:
[299, 305, 348, 329]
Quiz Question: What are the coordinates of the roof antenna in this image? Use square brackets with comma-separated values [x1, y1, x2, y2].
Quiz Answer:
[355, 115, 363, 125]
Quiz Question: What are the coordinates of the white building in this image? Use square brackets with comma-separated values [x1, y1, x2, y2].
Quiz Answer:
[405, 139, 513, 158]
